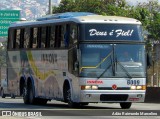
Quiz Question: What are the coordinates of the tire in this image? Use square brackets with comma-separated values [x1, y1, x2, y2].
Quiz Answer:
[28, 83, 36, 104]
[120, 102, 132, 109]
[23, 85, 30, 104]
[1, 89, 6, 98]
[66, 87, 80, 108]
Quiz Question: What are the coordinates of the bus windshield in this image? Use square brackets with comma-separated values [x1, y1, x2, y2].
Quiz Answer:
[79, 44, 146, 78]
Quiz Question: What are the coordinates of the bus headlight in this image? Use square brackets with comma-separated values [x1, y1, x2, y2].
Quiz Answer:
[131, 85, 146, 90]
[92, 85, 98, 90]
[81, 85, 98, 90]
[130, 86, 136, 90]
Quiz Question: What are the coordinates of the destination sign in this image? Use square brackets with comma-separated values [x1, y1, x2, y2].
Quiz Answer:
[84, 24, 143, 41]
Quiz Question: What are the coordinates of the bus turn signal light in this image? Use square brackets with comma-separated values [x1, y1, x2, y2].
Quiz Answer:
[130, 85, 146, 90]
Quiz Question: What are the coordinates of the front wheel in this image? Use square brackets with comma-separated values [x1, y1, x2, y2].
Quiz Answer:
[66, 87, 80, 108]
[120, 102, 132, 109]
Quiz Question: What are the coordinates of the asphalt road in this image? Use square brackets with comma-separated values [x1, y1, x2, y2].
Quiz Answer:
[0, 97, 160, 119]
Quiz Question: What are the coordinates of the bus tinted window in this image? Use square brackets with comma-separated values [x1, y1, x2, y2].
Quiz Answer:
[20, 29, 24, 48]
[33, 28, 38, 48]
[15, 29, 20, 49]
[55, 25, 61, 48]
[70, 24, 78, 46]
[50, 25, 55, 48]
[41, 27, 46, 48]
[24, 28, 30, 48]
[61, 25, 66, 48]
[8, 29, 14, 49]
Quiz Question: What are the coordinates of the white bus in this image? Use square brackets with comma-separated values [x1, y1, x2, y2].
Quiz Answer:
[7, 12, 147, 109]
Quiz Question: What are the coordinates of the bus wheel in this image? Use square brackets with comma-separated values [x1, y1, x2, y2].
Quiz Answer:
[120, 102, 132, 109]
[28, 83, 36, 104]
[66, 87, 80, 108]
[1, 89, 6, 98]
[23, 85, 30, 104]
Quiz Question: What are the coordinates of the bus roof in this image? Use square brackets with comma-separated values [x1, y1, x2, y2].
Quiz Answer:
[9, 12, 141, 28]
[36, 12, 96, 21]
[72, 15, 141, 24]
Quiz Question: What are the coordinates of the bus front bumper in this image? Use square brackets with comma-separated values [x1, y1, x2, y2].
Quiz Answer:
[80, 90, 145, 103]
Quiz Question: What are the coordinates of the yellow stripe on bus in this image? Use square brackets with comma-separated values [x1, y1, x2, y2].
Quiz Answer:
[80, 51, 112, 72]
[27, 51, 55, 80]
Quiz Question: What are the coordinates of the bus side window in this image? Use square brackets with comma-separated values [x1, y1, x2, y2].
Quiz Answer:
[69, 24, 78, 47]
[50, 25, 55, 48]
[41, 27, 46, 48]
[32, 28, 38, 48]
[8, 28, 14, 50]
[64, 24, 70, 48]
[54, 25, 61, 48]
[15, 29, 20, 49]
[24, 28, 30, 49]
[20, 29, 24, 48]
[12, 29, 16, 49]
[60, 25, 66, 48]
[29, 28, 33, 48]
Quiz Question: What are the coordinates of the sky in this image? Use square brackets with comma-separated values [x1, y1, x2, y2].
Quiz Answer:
[126, 0, 160, 5]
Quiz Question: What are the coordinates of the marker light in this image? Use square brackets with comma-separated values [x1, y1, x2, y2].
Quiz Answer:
[130, 85, 146, 90]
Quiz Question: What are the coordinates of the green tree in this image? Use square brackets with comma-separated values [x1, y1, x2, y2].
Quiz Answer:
[52, 0, 112, 15]
[0, 41, 7, 67]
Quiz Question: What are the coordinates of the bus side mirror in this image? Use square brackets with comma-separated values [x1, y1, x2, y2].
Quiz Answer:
[74, 61, 79, 71]
[147, 52, 152, 68]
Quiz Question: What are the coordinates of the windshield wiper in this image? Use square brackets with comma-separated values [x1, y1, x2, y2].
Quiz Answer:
[97, 64, 112, 79]
[116, 60, 132, 79]
[97, 56, 113, 79]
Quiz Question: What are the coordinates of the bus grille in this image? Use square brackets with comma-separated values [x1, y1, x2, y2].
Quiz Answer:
[100, 94, 128, 101]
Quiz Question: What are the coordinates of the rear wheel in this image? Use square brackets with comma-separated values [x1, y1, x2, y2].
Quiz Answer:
[23, 85, 30, 104]
[28, 83, 37, 104]
[120, 102, 132, 109]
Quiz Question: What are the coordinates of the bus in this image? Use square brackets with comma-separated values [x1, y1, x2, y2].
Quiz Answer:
[7, 12, 147, 109]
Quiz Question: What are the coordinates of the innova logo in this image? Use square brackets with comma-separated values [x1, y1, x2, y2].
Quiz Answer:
[87, 80, 103, 84]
